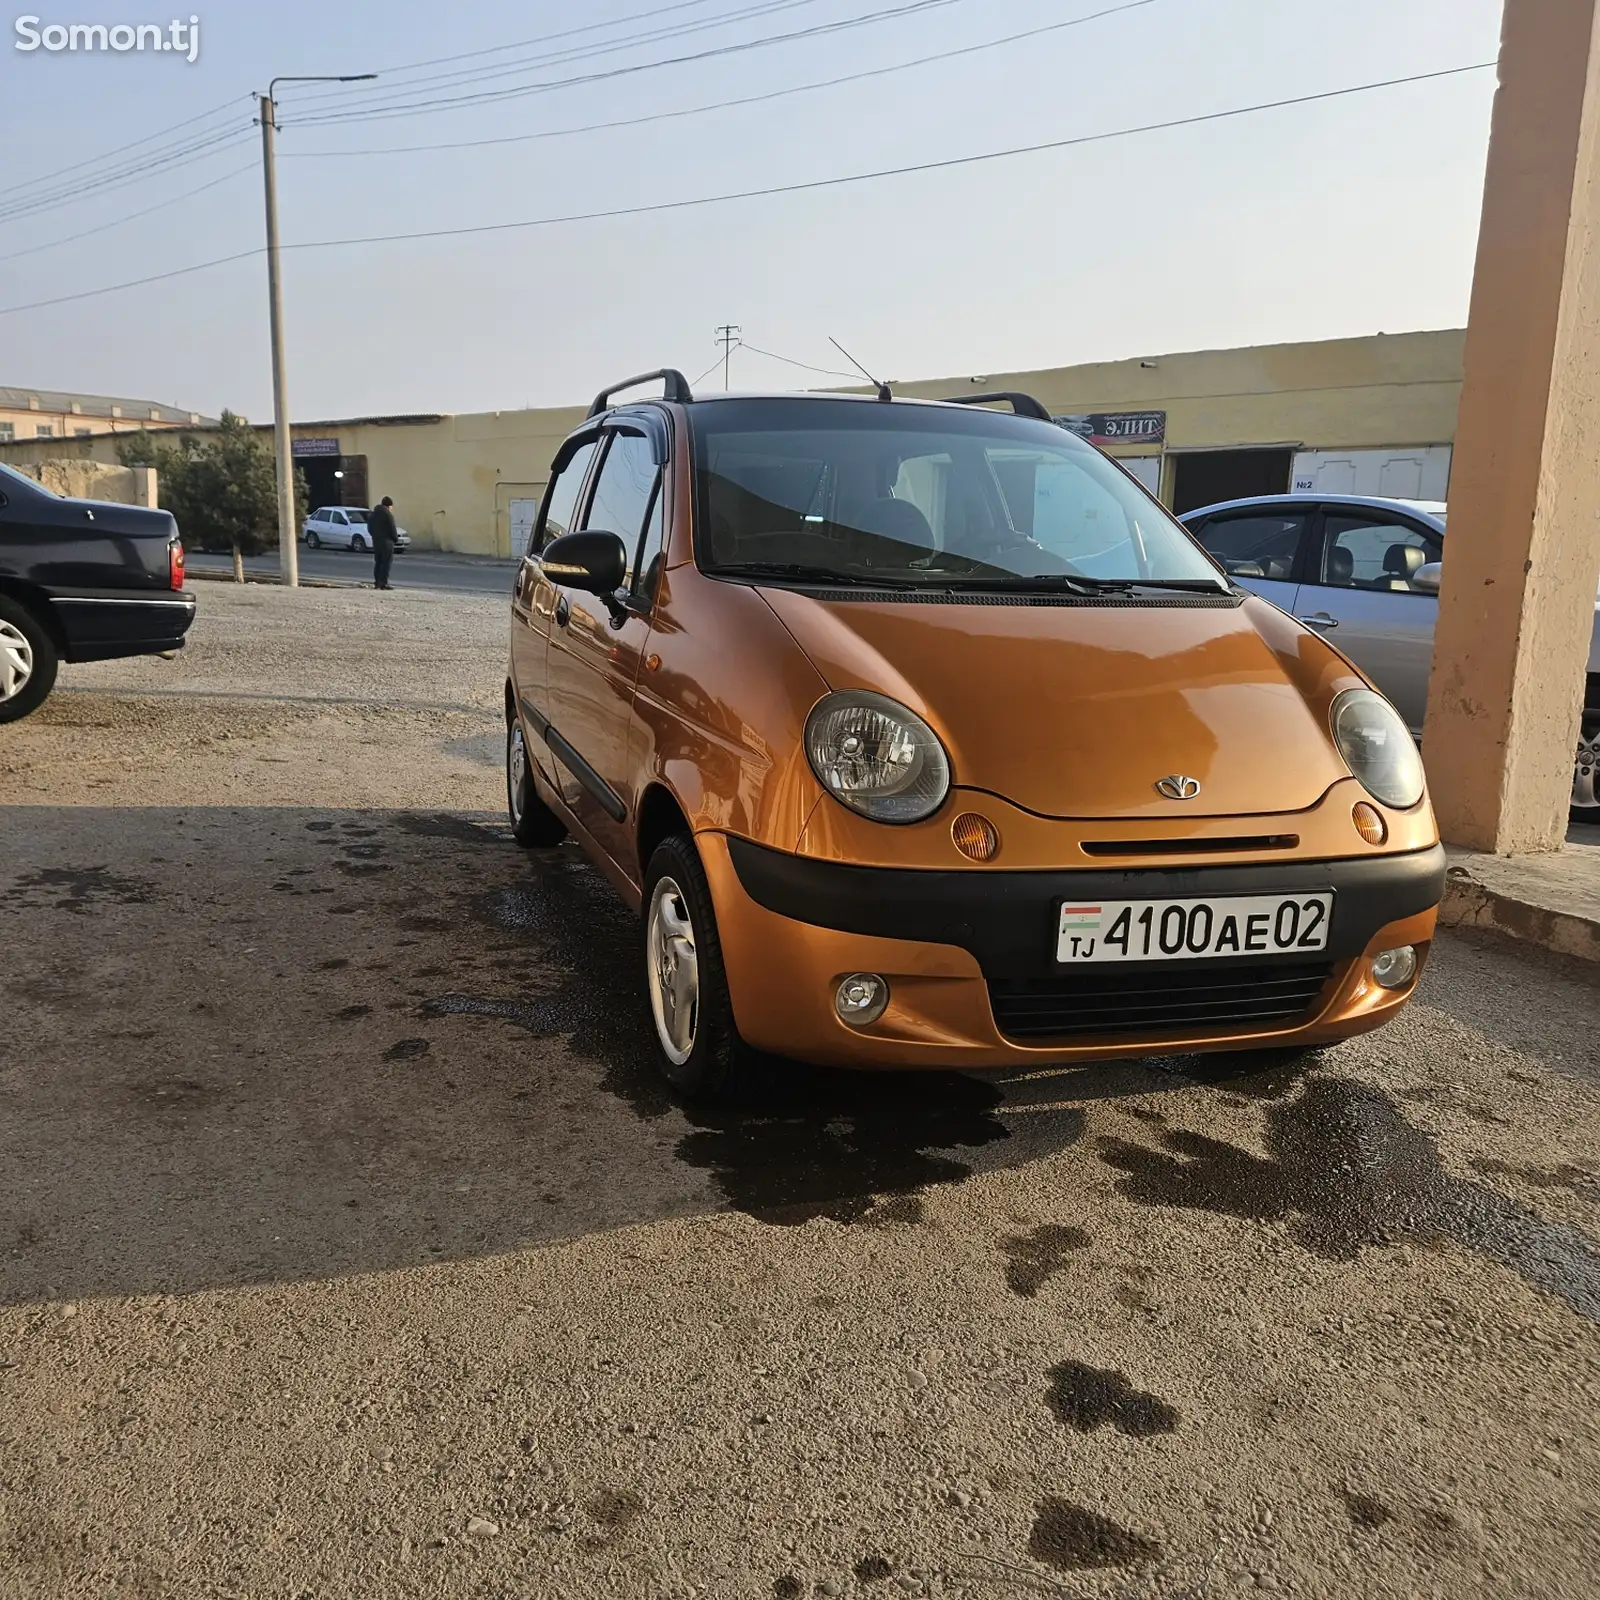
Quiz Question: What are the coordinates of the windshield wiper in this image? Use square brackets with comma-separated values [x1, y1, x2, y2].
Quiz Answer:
[1023, 574, 1234, 595]
[710, 562, 917, 590]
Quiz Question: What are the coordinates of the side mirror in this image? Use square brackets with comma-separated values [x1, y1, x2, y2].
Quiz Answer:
[540, 529, 627, 597]
[1414, 561, 1443, 594]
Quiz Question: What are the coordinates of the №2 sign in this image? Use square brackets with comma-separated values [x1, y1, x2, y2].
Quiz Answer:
[1054, 411, 1166, 447]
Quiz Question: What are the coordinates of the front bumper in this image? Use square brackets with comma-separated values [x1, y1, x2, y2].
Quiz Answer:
[702, 833, 1445, 1069]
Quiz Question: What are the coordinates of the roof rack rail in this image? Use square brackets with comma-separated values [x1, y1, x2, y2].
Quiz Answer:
[587, 368, 693, 418]
[939, 391, 1053, 422]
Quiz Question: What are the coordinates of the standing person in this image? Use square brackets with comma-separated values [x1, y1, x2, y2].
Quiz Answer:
[368, 496, 399, 591]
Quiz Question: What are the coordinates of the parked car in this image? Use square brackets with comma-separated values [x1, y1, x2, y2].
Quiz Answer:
[301, 506, 409, 552]
[0, 462, 194, 723]
[1179, 493, 1600, 822]
[503, 372, 1445, 1100]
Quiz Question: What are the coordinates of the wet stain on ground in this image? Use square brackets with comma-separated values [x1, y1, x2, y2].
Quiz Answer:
[585, 1488, 643, 1528]
[393, 812, 504, 846]
[339, 843, 385, 861]
[861, 1195, 925, 1228]
[334, 860, 391, 877]
[1342, 1490, 1393, 1530]
[1045, 1360, 1179, 1437]
[304, 820, 334, 832]
[1028, 1498, 1161, 1570]
[999, 1224, 1090, 1297]
[1100, 1077, 1600, 1321]
[772, 1578, 803, 1599]
[10, 866, 155, 914]
[1471, 1157, 1598, 1198]
[1157, 1047, 1318, 1101]
[853, 1554, 894, 1582]
[421, 852, 1061, 1226]
[318, 958, 350, 971]
[334, 1004, 372, 1021]
[383, 1038, 430, 1062]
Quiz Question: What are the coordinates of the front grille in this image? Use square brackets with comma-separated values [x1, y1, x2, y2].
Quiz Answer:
[989, 960, 1336, 1041]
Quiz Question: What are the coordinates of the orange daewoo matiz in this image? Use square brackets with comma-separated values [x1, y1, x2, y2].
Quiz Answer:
[504, 371, 1444, 1100]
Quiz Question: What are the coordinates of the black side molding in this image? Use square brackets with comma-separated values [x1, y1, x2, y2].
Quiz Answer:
[519, 695, 627, 823]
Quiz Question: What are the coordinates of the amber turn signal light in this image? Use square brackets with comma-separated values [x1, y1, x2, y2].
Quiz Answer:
[1353, 802, 1388, 845]
[952, 812, 999, 861]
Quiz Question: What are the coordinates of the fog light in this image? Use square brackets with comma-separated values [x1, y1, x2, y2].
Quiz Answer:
[1371, 946, 1418, 990]
[835, 972, 890, 1027]
[1352, 802, 1388, 845]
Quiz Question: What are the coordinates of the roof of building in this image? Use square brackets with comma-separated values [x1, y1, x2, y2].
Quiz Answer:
[0, 385, 214, 426]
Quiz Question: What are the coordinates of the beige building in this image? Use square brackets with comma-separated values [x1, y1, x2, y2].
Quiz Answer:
[0, 328, 1466, 554]
[0, 385, 210, 445]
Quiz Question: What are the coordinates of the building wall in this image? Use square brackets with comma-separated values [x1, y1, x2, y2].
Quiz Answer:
[0, 331, 1469, 554]
[0, 403, 194, 443]
[8, 458, 158, 506]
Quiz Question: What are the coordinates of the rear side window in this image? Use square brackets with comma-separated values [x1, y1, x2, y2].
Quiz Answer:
[1193, 512, 1308, 581]
[534, 440, 597, 554]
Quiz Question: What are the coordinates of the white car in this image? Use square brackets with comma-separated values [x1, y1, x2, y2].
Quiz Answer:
[301, 507, 409, 552]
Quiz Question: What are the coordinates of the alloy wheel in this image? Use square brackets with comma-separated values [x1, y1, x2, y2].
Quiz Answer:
[0, 619, 34, 703]
[1575, 717, 1600, 817]
[647, 875, 699, 1066]
[507, 722, 527, 823]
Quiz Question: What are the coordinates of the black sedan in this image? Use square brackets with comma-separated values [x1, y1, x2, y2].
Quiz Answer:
[0, 462, 195, 722]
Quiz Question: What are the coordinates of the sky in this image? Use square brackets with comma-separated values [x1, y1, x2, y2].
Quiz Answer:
[0, 0, 1505, 421]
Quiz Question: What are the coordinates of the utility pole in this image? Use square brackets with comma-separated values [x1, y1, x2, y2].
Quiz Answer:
[715, 324, 741, 391]
[258, 73, 376, 588]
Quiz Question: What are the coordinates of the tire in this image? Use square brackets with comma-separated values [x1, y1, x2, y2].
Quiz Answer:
[642, 833, 768, 1102]
[351, 533, 368, 553]
[506, 717, 567, 846]
[1573, 709, 1600, 828]
[0, 595, 59, 724]
[304, 530, 321, 549]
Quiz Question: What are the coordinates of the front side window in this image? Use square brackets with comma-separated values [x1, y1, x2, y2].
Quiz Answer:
[689, 399, 1224, 592]
[1319, 515, 1441, 593]
[535, 439, 597, 554]
[1194, 512, 1308, 581]
[582, 431, 661, 590]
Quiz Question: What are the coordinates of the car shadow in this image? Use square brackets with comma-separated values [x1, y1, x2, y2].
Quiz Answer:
[1, 806, 1121, 1304]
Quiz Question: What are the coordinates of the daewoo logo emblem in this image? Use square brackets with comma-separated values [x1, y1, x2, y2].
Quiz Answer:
[1156, 775, 1201, 801]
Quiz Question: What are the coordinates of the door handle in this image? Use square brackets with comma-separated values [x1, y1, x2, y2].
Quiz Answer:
[554, 594, 571, 628]
[1298, 612, 1339, 629]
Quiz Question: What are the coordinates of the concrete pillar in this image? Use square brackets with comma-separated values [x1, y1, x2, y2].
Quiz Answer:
[132, 466, 158, 509]
[1426, 0, 1600, 853]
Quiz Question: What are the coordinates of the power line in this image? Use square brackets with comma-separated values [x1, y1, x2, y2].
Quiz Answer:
[289, 0, 736, 94]
[736, 342, 866, 382]
[0, 92, 251, 203]
[691, 348, 736, 388]
[283, 0, 1157, 161]
[285, 0, 978, 127]
[0, 64, 1497, 320]
[281, 0, 826, 112]
[0, 125, 256, 225]
[0, 162, 256, 264]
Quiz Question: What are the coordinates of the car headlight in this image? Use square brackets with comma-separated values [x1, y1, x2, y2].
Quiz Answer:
[804, 691, 951, 824]
[1330, 688, 1425, 810]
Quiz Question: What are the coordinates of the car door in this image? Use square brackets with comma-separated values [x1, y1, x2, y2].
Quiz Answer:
[512, 433, 600, 787]
[1184, 506, 1314, 614]
[1298, 506, 1442, 732]
[543, 423, 664, 863]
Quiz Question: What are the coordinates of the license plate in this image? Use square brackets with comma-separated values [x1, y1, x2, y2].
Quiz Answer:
[1056, 893, 1334, 964]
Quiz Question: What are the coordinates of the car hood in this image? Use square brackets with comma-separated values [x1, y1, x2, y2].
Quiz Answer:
[758, 588, 1353, 819]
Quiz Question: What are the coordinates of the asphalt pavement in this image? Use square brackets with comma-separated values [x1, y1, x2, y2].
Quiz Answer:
[186, 544, 517, 595]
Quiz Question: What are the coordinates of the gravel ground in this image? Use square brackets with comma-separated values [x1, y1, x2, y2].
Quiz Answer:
[2, 585, 1598, 1599]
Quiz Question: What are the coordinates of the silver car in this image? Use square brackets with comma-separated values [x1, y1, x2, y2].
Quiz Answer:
[1181, 493, 1600, 822]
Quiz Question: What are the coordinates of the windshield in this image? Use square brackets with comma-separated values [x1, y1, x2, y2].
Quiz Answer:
[689, 398, 1224, 590]
[0, 461, 54, 496]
